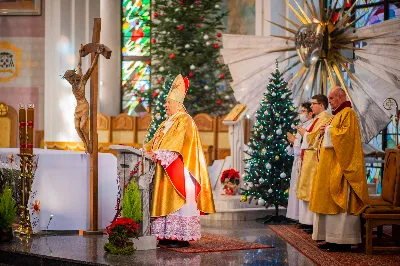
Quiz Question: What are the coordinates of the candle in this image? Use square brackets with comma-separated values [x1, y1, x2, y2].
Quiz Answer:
[19, 104, 27, 154]
[26, 103, 34, 155]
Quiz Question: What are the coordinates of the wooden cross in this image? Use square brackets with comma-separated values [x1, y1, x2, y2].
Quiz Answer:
[80, 18, 112, 232]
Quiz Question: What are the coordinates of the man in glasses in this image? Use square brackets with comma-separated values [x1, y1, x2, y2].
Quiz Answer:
[309, 87, 369, 252]
[286, 102, 314, 222]
[296, 94, 331, 233]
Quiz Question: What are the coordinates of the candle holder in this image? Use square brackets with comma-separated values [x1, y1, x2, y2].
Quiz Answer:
[14, 155, 27, 234]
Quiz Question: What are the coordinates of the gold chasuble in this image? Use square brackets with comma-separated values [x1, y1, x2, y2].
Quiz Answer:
[296, 111, 332, 201]
[145, 111, 216, 217]
[309, 104, 369, 215]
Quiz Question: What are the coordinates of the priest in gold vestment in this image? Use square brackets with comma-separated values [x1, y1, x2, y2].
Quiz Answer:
[309, 87, 369, 251]
[145, 74, 215, 248]
[296, 95, 331, 228]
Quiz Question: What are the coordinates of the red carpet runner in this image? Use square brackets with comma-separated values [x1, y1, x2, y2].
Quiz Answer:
[269, 225, 400, 266]
[161, 233, 273, 253]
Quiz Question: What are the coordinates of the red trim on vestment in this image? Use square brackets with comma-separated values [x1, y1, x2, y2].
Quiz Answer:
[165, 157, 186, 198]
[332, 101, 352, 115]
[300, 118, 319, 161]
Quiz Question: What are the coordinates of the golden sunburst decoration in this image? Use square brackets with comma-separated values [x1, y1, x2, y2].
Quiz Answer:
[266, 0, 371, 102]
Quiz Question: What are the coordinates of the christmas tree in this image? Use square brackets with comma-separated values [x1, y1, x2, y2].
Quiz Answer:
[144, 75, 172, 142]
[147, 0, 235, 116]
[242, 60, 297, 223]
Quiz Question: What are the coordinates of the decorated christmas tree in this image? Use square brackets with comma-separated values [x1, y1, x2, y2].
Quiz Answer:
[146, 0, 235, 116]
[242, 60, 297, 223]
[144, 75, 172, 142]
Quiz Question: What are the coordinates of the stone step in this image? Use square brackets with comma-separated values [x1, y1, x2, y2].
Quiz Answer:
[201, 206, 287, 221]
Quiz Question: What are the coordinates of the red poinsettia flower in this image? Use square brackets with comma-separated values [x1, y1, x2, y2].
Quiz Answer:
[220, 169, 240, 184]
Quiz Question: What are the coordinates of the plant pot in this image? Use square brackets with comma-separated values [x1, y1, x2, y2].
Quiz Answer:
[0, 227, 13, 242]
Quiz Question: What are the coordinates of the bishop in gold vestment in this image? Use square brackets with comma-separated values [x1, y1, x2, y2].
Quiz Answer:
[309, 87, 369, 248]
[145, 74, 215, 248]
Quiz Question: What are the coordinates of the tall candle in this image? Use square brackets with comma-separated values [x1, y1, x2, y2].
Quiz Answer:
[18, 104, 27, 154]
[26, 103, 34, 155]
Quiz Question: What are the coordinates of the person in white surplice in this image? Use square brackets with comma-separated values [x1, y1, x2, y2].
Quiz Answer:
[286, 102, 314, 221]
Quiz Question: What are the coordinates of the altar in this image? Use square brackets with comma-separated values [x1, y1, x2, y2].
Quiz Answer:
[0, 148, 118, 231]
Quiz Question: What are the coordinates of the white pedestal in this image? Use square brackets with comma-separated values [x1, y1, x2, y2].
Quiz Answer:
[131, 235, 157, 250]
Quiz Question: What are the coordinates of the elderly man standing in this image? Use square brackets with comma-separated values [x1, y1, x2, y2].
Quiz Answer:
[145, 74, 215, 248]
[309, 87, 369, 252]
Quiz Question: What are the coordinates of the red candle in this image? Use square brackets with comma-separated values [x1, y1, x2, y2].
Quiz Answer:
[26, 103, 34, 155]
[19, 104, 27, 154]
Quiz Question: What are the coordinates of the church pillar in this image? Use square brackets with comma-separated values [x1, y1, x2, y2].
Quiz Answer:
[44, 0, 100, 142]
[99, 0, 121, 116]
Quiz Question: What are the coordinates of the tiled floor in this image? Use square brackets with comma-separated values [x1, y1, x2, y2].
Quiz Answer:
[0, 220, 315, 266]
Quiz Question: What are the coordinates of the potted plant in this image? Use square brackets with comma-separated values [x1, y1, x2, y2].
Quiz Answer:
[0, 187, 16, 242]
[104, 217, 140, 255]
[220, 169, 240, 195]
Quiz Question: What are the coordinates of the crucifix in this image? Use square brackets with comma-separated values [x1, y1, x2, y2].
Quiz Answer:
[63, 18, 112, 232]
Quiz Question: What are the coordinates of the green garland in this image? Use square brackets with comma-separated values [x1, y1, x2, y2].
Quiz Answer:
[104, 242, 136, 255]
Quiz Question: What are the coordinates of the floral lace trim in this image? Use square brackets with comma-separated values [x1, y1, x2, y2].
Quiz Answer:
[154, 150, 179, 168]
[151, 215, 201, 241]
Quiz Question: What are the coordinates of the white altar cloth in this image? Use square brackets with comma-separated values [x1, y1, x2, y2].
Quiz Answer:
[0, 148, 118, 231]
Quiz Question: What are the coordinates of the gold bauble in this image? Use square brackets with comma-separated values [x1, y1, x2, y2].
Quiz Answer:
[241, 195, 247, 202]
[275, 155, 280, 160]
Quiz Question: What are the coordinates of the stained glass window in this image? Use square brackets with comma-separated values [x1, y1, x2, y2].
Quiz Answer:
[121, 0, 151, 115]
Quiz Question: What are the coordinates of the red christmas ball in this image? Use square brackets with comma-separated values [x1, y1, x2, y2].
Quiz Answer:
[179, 1, 184, 4]
[195, 1, 200, 5]
[154, 12, 159, 18]
[138, 98, 143, 103]
[220, 73, 225, 79]
[189, 72, 194, 77]
[214, 43, 219, 49]
[178, 25, 183, 31]
[151, 38, 157, 43]
[217, 33, 222, 37]
[153, 92, 159, 97]
[170, 53, 175, 59]
[217, 99, 222, 105]
[157, 79, 161, 84]
[197, 23, 201, 27]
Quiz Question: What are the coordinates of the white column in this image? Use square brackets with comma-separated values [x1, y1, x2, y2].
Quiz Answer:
[99, 0, 121, 116]
[45, 0, 100, 142]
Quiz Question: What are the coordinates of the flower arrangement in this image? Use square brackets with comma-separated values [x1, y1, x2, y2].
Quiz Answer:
[104, 217, 140, 255]
[220, 169, 240, 195]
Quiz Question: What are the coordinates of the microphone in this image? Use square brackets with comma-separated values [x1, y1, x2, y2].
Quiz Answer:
[46, 215, 53, 231]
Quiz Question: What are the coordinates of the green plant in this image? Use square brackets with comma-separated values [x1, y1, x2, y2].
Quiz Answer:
[122, 181, 142, 222]
[104, 217, 140, 255]
[0, 187, 17, 229]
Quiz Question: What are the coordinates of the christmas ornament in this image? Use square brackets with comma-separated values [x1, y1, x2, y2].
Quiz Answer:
[280, 172, 287, 178]
[217, 33, 222, 37]
[206, 41, 210, 46]
[259, 177, 264, 183]
[153, 92, 159, 97]
[275, 155, 280, 160]
[159, 67, 164, 72]
[282, 93, 287, 99]
[154, 12, 159, 18]
[217, 99, 222, 105]
[265, 163, 271, 169]
[178, 25, 183, 31]
[170, 54, 175, 59]
[173, 19, 177, 23]
[285, 189, 289, 194]
[272, 92, 276, 96]
[224, 95, 230, 100]
[190, 65, 196, 70]
[290, 107, 294, 111]
[175, 8, 180, 12]
[291, 123, 296, 128]
[275, 113, 280, 117]
[276, 129, 282, 135]
[248, 182, 254, 188]
[295, 23, 323, 68]
[261, 134, 265, 140]
[214, 43, 219, 49]
[179, 1, 184, 4]
[268, 188, 273, 194]
[204, 85, 209, 90]
[151, 38, 157, 43]
[246, 162, 250, 168]
[185, 44, 190, 49]
[197, 23, 201, 27]
[189, 72, 194, 77]
[138, 98, 143, 103]
[220, 73, 225, 79]
[258, 199, 265, 206]
[268, 135, 272, 139]
[195, 1, 200, 5]
[203, 34, 209, 40]
[241, 195, 247, 202]
[215, 4, 220, 8]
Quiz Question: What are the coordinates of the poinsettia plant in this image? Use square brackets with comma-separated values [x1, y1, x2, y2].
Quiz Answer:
[104, 217, 140, 255]
[220, 169, 240, 195]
